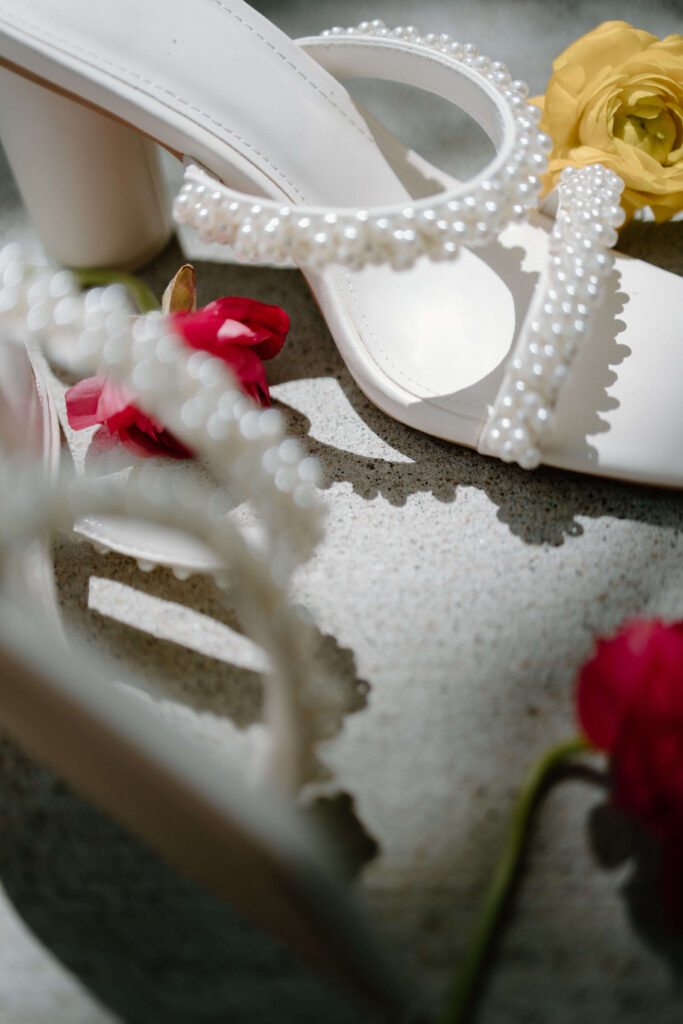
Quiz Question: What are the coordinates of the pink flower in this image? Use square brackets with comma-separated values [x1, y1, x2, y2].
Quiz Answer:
[172, 296, 289, 407]
[66, 296, 289, 459]
[577, 619, 683, 919]
[65, 375, 193, 459]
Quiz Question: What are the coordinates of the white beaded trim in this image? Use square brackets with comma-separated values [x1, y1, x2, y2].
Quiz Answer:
[477, 164, 625, 469]
[0, 244, 346, 793]
[173, 21, 552, 271]
[0, 244, 321, 572]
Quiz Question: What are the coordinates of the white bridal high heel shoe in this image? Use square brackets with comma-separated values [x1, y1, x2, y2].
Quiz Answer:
[0, 251, 425, 1020]
[0, 2, 681, 486]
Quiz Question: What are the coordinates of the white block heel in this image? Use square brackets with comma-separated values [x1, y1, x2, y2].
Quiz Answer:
[0, 65, 171, 269]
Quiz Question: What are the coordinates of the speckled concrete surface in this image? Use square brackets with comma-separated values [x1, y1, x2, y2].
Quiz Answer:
[0, 1, 682, 1022]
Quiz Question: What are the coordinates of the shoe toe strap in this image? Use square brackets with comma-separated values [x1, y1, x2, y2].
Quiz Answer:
[477, 163, 625, 469]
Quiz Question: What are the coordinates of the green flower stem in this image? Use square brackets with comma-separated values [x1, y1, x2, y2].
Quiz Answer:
[442, 734, 590, 1024]
[72, 268, 159, 314]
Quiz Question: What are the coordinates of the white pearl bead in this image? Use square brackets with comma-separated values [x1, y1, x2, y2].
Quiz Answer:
[172, 193, 191, 222]
[155, 332, 184, 363]
[235, 408, 263, 442]
[474, 221, 494, 244]
[446, 41, 465, 58]
[102, 335, 127, 366]
[185, 350, 212, 380]
[293, 484, 316, 508]
[131, 359, 155, 392]
[594, 252, 612, 275]
[105, 312, 129, 340]
[132, 334, 156, 362]
[27, 277, 50, 306]
[274, 466, 298, 492]
[101, 284, 129, 312]
[206, 412, 230, 441]
[2, 261, 26, 290]
[48, 270, 75, 299]
[0, 242, 24, 269]
[491, 69, 511, 88]
[217, 390, 242, 419]
[0, 287, 18, 313]
[26, 303, 50, 333]
[261, 446, 281, 474]
[518, 446, 540, 469]
[77, 329, 102, 358]
[298, 456, 321, 484]
[258, 408, 282, 436]
[279, 438, 302, 465]
[180, 397, 206, 430]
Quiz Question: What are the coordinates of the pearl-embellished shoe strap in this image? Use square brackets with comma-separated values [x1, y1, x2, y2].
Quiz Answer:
[175, 25, 549, 273]
[175, 22, 624, 471]
[0, 243, 345, 793]
[478, 164, 624, 468]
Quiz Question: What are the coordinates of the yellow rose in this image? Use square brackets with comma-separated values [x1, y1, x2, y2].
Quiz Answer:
[531, 21, 683, 223]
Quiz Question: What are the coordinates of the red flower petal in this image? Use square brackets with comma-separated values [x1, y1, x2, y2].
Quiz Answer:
[608, 626, 683, 836]
[66, 292, 289, 458]
[576, 620, 668, 750]
[576, 618, 683, 923]
[577, 618, 683, 847]
[173, 296, 289, 362]
[65, 376, 108, 429]
[65, 376, 141, 431]
[216, 318, 259, 344]
[97, 379, 152, 433]
[217, 343, 271, 407]
[66, 375, 192, 460]
[118, 423, 193, 460]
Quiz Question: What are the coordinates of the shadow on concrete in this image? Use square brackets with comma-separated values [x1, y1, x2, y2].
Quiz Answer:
[0, 738, 376, 1024]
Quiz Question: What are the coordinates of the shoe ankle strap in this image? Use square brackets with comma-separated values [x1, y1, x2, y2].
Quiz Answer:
[173, 22, 551, 272]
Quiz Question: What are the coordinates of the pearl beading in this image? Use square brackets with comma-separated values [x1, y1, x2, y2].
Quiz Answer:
[477, 163, 625, 468]
[0, 243, 346, 793]
[173, 21, 552, 271]
[0, 243, 322, 573]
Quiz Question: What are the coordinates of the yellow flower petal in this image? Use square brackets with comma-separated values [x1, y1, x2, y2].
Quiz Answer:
[553, 21, 656, 74]
[531, 20, 683, 223]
